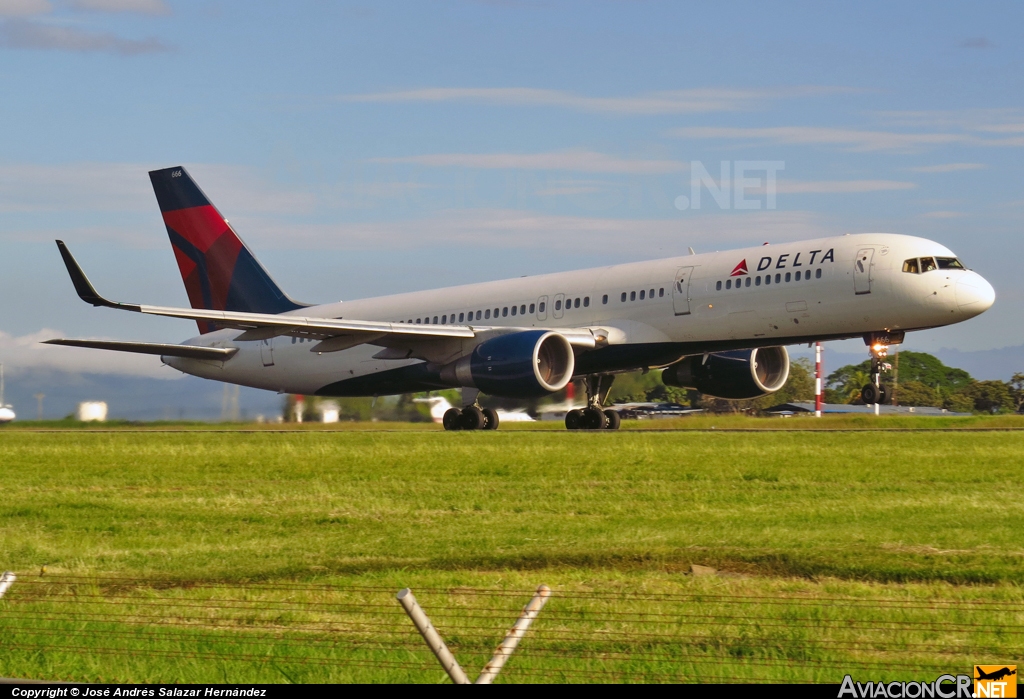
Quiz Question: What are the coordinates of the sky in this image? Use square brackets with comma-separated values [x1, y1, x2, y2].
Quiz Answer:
[1, 0, 1022, 380]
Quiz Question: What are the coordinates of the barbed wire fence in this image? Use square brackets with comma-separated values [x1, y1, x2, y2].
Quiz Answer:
[0, 572, 1020, 683]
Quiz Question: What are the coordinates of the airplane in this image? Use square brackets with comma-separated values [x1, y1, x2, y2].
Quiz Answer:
[414, 396, 534, 426]
[46, 167, 995, 431]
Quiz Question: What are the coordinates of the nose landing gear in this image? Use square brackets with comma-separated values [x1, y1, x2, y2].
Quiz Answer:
[860, 332, 902, 409]
[565, 375, 621, 430]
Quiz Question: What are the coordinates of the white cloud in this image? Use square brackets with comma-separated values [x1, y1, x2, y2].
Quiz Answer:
[0, 329, 171, 377]
[906, 163, 986, 173]
[69, 0, 170, 14]
[0, 162, 316, 216]
[771, 179, 916, 194]
[0, 18, 169, 53]
[341, 86, 854, 115]
[238, 208, 832, 253]
[370, 150, 687, 174]
[0, 0, 51, 16]
[669, 126, 969, 152]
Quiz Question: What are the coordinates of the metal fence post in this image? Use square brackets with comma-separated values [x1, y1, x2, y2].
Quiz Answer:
[396, 588, 470, 684]
[0, 572, 15, 600]
[475, 584, 551, 685]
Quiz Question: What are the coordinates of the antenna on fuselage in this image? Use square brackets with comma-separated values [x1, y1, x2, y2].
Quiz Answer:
[688, 247, 695, 255]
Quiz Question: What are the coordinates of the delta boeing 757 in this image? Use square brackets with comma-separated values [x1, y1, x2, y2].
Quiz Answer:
[47, 167, 995, 430]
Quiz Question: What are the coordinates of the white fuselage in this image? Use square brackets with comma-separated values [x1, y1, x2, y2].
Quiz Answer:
[165, 233, 994, 397]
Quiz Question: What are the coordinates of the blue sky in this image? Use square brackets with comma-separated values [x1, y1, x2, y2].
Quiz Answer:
[1, 0, 1022, 377]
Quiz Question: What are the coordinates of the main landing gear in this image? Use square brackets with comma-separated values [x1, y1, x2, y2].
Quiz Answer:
[443, 405, 499, 431]
[565, 375, 621, 431]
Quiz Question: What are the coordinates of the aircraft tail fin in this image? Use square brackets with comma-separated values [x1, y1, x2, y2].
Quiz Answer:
[148, 166, 305, 332]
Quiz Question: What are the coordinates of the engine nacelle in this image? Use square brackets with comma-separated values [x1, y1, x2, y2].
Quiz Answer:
[440, 330, 575, 398]
[662, 346, 790, 399]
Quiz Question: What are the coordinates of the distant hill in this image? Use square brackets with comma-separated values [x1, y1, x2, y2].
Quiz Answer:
[1, 368, 283, 422]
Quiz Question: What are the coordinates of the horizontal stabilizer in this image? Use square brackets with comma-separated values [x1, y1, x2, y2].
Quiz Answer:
[44, 339, 238, 361]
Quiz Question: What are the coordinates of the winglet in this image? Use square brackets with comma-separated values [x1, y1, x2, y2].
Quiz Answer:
[55, 240, 139, 311]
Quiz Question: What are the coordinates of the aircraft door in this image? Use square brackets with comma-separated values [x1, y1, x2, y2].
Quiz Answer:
[261, 338, 274, 367]
[553, 293, 565, 319]
[673, 266, 694, 316]
[537, 295, 548, 321]
[854, 248, 874, 295]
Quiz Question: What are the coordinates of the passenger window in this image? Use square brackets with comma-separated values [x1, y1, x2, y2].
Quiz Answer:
[485, 309, 491, 319]
[716, 281, 722, 290]
[630, 291, 636, 301]
[659, 288, 664, 297]
[416, 319, 421, 324]
[784, 273, 791, 283]
[555, 300, 562, 311]
[431, 316, 436, 324]
[649, 289, 654, 298]
[602, 294, 608, 304]
[921, 257, 937, 272]
[583, 297, 589, 307]
[442, 315, 447, 324]
[902, 258, 919, 274]
[726, 280, 731, 290]
[574, 298, 580, 308]
[458, 313, 464, 322]
[511, 305, 517, 316]
[775, 273, 781, 284]
[815, 268, 821, 279]
[640, 289, 646, 300]
[745, 277, 751, 287]
[502, 307, 508, 317]
[529, 303, 535, 314]
[538, 303, 545, 313]
[621, 292, 627, 302]
[755, 276, 761, 286]
[521, 304, 526, 314]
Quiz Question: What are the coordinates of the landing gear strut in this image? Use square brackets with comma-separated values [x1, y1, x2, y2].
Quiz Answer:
[565, 375, 621, 430]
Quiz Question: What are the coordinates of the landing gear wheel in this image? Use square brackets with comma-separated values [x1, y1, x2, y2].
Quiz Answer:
[565, 409, 585, 430]
[603, 409, 621, 430]
[878, 385, 890, 405]
[461, 405, 486, 430]
[482, 407, 499, 430]
[861, 383, 880, 405]
[583, 406, 608, 430]
[442, 408, 463, 431]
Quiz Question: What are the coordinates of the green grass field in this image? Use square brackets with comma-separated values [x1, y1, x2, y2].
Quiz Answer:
[0, 421, 1021, 683]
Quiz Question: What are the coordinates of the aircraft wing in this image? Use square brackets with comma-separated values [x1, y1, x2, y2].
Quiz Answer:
[43, 339, 239, 360]
[54, 241, 598, 352]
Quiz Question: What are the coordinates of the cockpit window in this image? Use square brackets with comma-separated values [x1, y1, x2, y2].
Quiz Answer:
[902, 258, 919, 274]
[936, 257, 965, 270]
[920, 257, 937, 273]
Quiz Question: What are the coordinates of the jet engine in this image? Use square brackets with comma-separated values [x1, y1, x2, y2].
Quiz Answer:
[440, 330, 575, 398]
[661, 347, 790, 399]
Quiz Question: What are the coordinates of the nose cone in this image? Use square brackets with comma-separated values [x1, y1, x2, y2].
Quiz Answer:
[955, 273, 995, 315]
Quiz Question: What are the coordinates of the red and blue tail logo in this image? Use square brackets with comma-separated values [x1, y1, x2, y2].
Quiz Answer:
[149, 167, 304, 332]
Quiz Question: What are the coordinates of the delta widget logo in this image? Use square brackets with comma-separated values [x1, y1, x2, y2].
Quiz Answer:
[730, 259, 748, 277]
